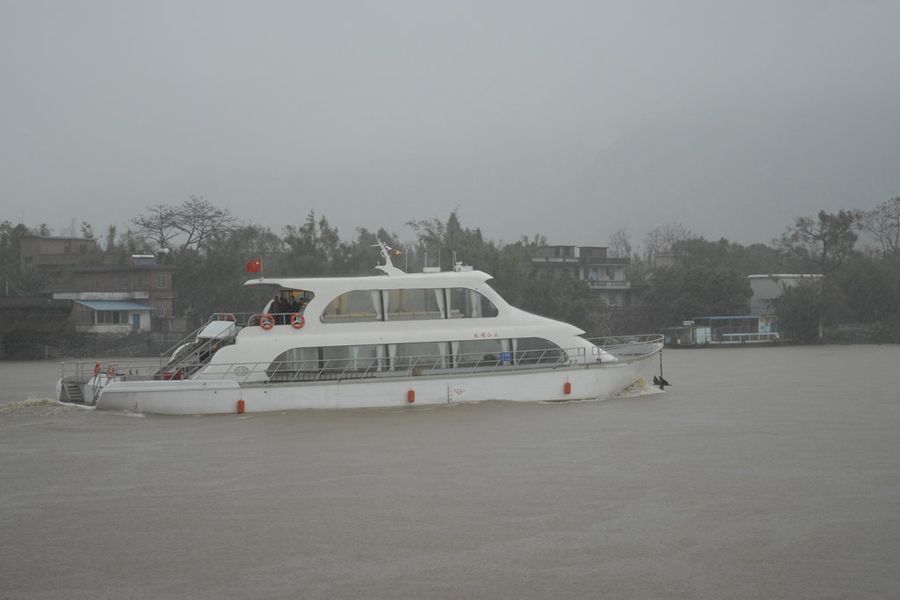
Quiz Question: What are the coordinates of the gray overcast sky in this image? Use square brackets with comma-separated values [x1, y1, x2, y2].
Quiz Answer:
[2, 0, 899, 248]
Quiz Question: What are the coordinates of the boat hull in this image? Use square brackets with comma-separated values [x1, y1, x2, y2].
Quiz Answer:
[92, 354, 657, 415]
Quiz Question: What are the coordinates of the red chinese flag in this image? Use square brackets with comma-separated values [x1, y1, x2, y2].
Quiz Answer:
[246, 259, 262, 273]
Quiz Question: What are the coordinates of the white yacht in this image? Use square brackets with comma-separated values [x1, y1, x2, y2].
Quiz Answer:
[57, 246, 664, 414]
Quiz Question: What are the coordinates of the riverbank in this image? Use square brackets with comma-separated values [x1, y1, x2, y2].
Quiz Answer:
[665, 320, 900, 349]
[821, 319, 900, 344]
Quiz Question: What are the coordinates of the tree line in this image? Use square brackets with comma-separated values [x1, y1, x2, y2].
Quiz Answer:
[2, 196, 899, 340]
[633, 198, 900, 341]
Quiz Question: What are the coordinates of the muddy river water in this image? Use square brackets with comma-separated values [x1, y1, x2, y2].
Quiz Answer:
[1, 345, 898, 599]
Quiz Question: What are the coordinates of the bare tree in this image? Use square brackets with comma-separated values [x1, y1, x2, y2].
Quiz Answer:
[643, 223, 695, 263]
[608, 228, 632, 258]
[132, 204, 180, 250]
[172, 195, 237, 250]
[862, 197, 900, 254]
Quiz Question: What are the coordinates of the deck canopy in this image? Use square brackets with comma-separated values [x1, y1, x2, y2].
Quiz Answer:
[244, 271, 494, 293]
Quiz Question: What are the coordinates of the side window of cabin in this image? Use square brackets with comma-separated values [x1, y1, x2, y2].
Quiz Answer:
[513, 337, 565, 365]
[453, 339, 504, 367]
[270, 345, 386, 377]
[384, 289, 443, 321]
[390, 341, 450, 370]
[446, 288, 498, 319]
[321, 290, 383, 322]
[320, 287, 498, 323]
[322, 344, 383, 371]
[268, 347, 319, 377]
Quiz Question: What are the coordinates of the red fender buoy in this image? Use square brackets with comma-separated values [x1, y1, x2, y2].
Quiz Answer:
[407, 389, 416, 403]
[93, 362, 101, 377]
[237, 399, 245, 414]
[563, 381, 572, 395]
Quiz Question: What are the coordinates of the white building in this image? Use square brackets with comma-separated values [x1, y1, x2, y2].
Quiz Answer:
[748, 274, 824, 316]
[532, 245, 632, 307]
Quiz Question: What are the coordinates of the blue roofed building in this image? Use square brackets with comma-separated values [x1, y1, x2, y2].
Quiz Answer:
[68, 299, 154, 333]
[46, 254, 184, 333]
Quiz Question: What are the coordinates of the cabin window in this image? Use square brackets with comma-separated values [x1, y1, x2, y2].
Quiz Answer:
[269, 345, 385, 379]
[390, 341, 450, 371]
[265, 337, 567, 382]
[447, 288, 498, 319]
[513, 337, 565, 365]
[321, 290, 383, 322]
[453, 339, 505, 368]
[384, 289, 443, 321]
[322, 344, 383, 372]
[269, 347, 319, 379]
[321, 287, 497, 323]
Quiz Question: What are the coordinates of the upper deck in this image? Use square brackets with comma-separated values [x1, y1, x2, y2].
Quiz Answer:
[244, 269, 494, 294]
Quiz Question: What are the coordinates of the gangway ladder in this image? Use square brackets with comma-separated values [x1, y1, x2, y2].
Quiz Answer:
[61, 379, 85, 404]
[157, 319, 239, 379]
[161, 336, 225, 379]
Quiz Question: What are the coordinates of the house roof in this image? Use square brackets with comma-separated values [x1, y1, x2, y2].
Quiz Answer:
[68, 264, 175, 272]
[75, 300, 153, 311]
[22, 235, 97, 241]
[693, 315, 759, 320]
[747, 274, 823, 279]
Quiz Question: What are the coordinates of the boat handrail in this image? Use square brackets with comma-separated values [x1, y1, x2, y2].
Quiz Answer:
[59, 335, 663, 389]
[159, 319, 212, 359]
[585, 334, 664, 349]
[198, 312, 309, 327]
[585, 334, 665, 359]
[215, 312, 264, 327]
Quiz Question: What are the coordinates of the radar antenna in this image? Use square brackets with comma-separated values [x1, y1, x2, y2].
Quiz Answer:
[371, 240, 405, 276]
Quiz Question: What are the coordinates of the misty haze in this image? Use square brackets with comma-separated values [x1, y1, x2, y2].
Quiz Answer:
[3, 1, 899, 244]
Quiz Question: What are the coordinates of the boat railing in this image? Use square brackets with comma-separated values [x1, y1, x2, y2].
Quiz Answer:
[159, 319, 214, 359]
[585, 334, 665, 360]
[60, 359, 168, 401]
[263, 346, 576, 384]
[59, 335, 663, 390]
[217, 312, 264, 327]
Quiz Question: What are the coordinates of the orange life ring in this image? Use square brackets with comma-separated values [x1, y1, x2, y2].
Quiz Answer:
[259, 313, 275, 330]
[290, 313, 305, 329]
[93, 362, 101, 377]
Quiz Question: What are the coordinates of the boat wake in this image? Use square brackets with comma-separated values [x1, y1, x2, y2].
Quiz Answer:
[1, 397, 76, 417]
[614, 377, 667, 398]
